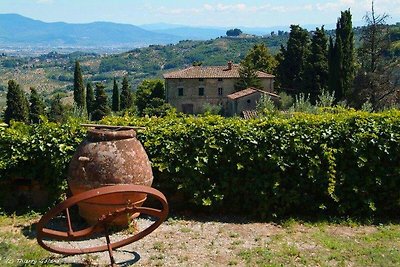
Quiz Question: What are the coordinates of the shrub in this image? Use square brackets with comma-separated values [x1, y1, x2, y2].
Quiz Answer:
[0, 110, 399, 218]
[103, 110, 400, 218]
[290, 93, 316, 113]
[256, 94, 276, 115]
[0, 119, 86, 207]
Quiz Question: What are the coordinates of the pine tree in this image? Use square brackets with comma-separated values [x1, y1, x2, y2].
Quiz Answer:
[235, 60, 261, 91]
[111, 78, 120, 112]
[303, 26, 329, 103]
[92, 83, 111, 121]
[4, 80, 29, 124]
[276, 25, 310, 92]
[86, 82, 95, 115]
[120, 76, 133, 110]
[48, 94, 65, 123]
[29, 87, 46, 123]
[73, 60, 85, 109]
[243, 44, 277, 73]
[235, 43, 276, 91]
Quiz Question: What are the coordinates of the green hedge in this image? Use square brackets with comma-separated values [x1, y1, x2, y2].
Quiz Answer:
[0, 119, 86, 206]
[1, 110, 399, 218]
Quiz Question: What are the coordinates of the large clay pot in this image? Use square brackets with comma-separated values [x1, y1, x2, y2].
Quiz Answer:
[68, 127, 153, 226]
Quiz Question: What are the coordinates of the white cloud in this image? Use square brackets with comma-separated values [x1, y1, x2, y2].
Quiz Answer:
[147, 1, 400, 26]
[314, 0, 400, 13]
[202, 3, 248, 12]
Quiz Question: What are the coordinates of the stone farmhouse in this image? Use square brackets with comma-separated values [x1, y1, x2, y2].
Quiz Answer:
[163, 62, 277, 116]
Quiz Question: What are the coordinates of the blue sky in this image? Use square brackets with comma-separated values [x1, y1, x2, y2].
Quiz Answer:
[0, 0, 399, 27]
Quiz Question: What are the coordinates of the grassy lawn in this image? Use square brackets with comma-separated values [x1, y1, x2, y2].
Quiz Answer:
[239, 219, 400, 267]
[0, 212, 64, 266]
[0, 213, 399, 266]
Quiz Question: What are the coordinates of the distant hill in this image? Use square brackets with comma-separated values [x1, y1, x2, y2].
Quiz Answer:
[139, 23, 340, 40]
[0, 35, 289, 109]
[148, 27, 227, 41]
[0, 14, 181, 47]
[140, 23, 285, 39]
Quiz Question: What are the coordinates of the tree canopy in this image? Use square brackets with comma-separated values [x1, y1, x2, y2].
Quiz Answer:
[4, 80, 29, 124]
[243, 44, 277, 74]
[29, 87, 46, 124]
[226, 28, 242, 37]
[48, 94, 66, 123]
[303, 26, 329, 102]
[112, 78, 120, 112]
[352, 1, 398, 108]
[276, 25, 310, 92]
[235, 61, 261, 91]
[73, 60, 85, 109]
[134, 79, 171, 116]
[92, 83, 111, 121]
[86, 82, 95, 115]
[120, 76, 133, 110]
[328, 9, 355, 101]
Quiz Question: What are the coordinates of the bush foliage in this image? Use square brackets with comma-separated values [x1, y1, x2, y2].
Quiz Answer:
[1, 110, 399, 218]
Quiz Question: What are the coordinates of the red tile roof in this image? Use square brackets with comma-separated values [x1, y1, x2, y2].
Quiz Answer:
[163, 64, 275, 79]
[227, 88, 258, 100]
[227, 87, 280, 100]
[242, 110, 259, 119]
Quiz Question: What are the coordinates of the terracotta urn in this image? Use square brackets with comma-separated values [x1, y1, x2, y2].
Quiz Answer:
[68, 126, 153, 226]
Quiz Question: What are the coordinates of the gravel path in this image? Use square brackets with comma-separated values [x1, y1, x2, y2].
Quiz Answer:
[49, 215, 282, 266]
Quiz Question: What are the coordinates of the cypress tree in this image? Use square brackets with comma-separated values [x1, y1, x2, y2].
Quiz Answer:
[338, 10, 355, 97]
[86, 82, 95, 115]
[73, 60, 85, 109]
[48, 94, 65, 123]
[29, 87, 46, 124]
[4, 80, 29, 124]
[328, 36, 336, 95]
[329, 9, 355, 100]
[112, 78, 120, 112]
[92, 83, 111, 121]
[120, 76, 133, 110]
[334, 36, 344, 100]
[304, 26, 329, 103]
[276, 25, 310, 92]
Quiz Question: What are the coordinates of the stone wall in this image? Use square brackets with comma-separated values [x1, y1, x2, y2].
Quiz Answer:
[165, 77, 274, 114]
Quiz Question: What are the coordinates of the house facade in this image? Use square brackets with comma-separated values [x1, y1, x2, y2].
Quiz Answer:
[226, 87, 279, 116]
[163, 62, 275, 116]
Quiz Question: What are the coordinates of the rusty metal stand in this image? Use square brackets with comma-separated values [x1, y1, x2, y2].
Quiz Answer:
[36, 185, 169, 266]
[104, 226, 117, 267]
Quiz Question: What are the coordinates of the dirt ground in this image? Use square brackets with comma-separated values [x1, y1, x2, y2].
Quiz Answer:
[3, 212, 399, 267]
[52, 215, 283, 266]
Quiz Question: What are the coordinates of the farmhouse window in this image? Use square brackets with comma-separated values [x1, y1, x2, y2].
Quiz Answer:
[199, 87, 204, 96]
[178, 87, 184, 96]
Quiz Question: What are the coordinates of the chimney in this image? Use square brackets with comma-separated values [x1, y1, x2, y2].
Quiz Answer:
[227, 61, 232, 70]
